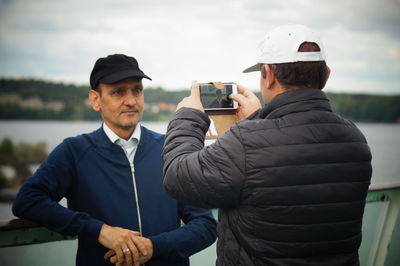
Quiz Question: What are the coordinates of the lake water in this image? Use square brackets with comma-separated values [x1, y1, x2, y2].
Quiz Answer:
[0, 120, 400, 220]
[1, 120, 399, 183]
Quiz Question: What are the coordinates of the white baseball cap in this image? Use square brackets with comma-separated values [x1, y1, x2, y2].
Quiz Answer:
[243, 24, 326, 73]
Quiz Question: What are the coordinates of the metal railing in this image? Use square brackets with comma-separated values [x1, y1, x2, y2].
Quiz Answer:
[0, 219, 75, 248]
[361, 183, 400, 266]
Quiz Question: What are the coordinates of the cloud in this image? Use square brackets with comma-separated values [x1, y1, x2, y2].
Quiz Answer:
[0, 0, 399, 94]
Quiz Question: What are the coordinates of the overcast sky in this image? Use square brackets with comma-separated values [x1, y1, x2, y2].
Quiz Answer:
[0, 0, 399, 94]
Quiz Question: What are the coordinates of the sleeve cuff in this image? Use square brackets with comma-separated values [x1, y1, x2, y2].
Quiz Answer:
[148, 233, 171, 258]
[247, 108, 261, 120]
[82, 217, 104, 239]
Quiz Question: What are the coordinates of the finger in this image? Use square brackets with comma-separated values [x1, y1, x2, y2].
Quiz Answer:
[131, 236, 148, 256]
[110, 255, 118, 264]
[190, 80, 200, 97]
[236, 84, 247, 94]
[127, 240, 140, 266]
[229, 94, 247, 105]
[236, 84, 251, 97]
[116, 247, 125, 265]
[121, 246, 133, 266]
[131, 231, 141, 236]
[104, 249, 116, 260]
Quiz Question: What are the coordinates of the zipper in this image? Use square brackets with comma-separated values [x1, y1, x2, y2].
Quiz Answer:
[130, 162, 146, 266]
[118, 143, 145, 264]
[130, 162, 143, 236]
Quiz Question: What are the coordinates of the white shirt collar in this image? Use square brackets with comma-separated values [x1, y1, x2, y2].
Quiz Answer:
[103, 122, 141, 145]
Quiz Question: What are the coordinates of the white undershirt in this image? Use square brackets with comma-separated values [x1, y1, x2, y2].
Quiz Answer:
[103, 122, 141, 163]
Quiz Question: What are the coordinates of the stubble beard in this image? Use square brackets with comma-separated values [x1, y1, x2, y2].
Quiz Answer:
[119, 110, 142, 130]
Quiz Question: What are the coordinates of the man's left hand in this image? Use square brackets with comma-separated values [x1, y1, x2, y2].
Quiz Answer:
[176, 81, 204, 112]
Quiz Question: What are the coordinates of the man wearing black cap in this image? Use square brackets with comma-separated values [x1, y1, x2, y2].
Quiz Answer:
[13, 54, 217, 266]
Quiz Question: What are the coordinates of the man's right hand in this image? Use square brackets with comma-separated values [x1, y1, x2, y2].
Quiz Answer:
[230, 85, 262, 120]
[98, 224, 149, 266]
[104, 236, 153, 266]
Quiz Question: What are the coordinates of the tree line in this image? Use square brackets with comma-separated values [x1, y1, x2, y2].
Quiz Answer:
[0, 78, 399, 123]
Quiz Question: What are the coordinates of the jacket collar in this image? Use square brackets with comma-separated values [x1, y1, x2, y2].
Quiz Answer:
[257, 88, 332, 119]
[91, 125, 152, 164]
[92, 125, 148, 147]
[102, 122, 141, 146]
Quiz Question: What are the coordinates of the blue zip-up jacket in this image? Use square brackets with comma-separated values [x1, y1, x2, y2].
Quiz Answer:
[13, 125, 217, 266]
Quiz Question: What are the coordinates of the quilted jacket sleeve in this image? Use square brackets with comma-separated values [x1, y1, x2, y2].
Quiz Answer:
[163, 107, 247, 209]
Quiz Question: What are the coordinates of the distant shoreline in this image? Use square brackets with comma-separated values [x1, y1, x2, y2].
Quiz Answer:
[1, 78, 400, 123]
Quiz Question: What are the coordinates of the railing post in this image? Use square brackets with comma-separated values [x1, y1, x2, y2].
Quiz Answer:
[367, 189, 400, 266]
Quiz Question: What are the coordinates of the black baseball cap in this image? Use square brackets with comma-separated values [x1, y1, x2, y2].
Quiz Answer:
[90, 54, 152, 90]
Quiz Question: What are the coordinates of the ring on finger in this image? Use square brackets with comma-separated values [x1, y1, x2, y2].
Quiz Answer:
[123, 248, 130, 255]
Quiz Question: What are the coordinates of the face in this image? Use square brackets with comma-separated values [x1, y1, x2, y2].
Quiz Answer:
[90, 78, 144, 137]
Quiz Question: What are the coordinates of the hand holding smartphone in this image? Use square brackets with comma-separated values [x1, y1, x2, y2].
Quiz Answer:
[198, 82, 239, 139]
[199, 82, 238, 111]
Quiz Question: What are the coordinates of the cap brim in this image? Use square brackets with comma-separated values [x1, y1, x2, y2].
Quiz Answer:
[100, 69, 152, 84]
[242, 63, 262, 73]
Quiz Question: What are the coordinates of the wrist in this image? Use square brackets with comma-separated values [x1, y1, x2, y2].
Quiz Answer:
[82, 218, 104, 241]
[98, 224, 111, 246]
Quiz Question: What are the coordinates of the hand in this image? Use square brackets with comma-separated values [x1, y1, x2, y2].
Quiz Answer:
[98, 224, 149, 266]
[230, 84, 261, 120]
[105, 237, 153, 266]
[176, 80, 204, 112]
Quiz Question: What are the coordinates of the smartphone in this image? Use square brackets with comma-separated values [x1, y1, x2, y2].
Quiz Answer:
[199, 82, 238, 111]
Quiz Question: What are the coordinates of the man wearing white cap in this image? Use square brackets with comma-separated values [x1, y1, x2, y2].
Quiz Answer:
[162, 25, 372, 265]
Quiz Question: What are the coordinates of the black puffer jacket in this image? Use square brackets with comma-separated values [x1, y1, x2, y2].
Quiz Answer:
[163, 88, 372, 266]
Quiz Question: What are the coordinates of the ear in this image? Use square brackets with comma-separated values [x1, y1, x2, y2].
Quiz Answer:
[325, 65, 331, 83]
[264, 64, 276, 90]
[88, 89, 101, 112]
